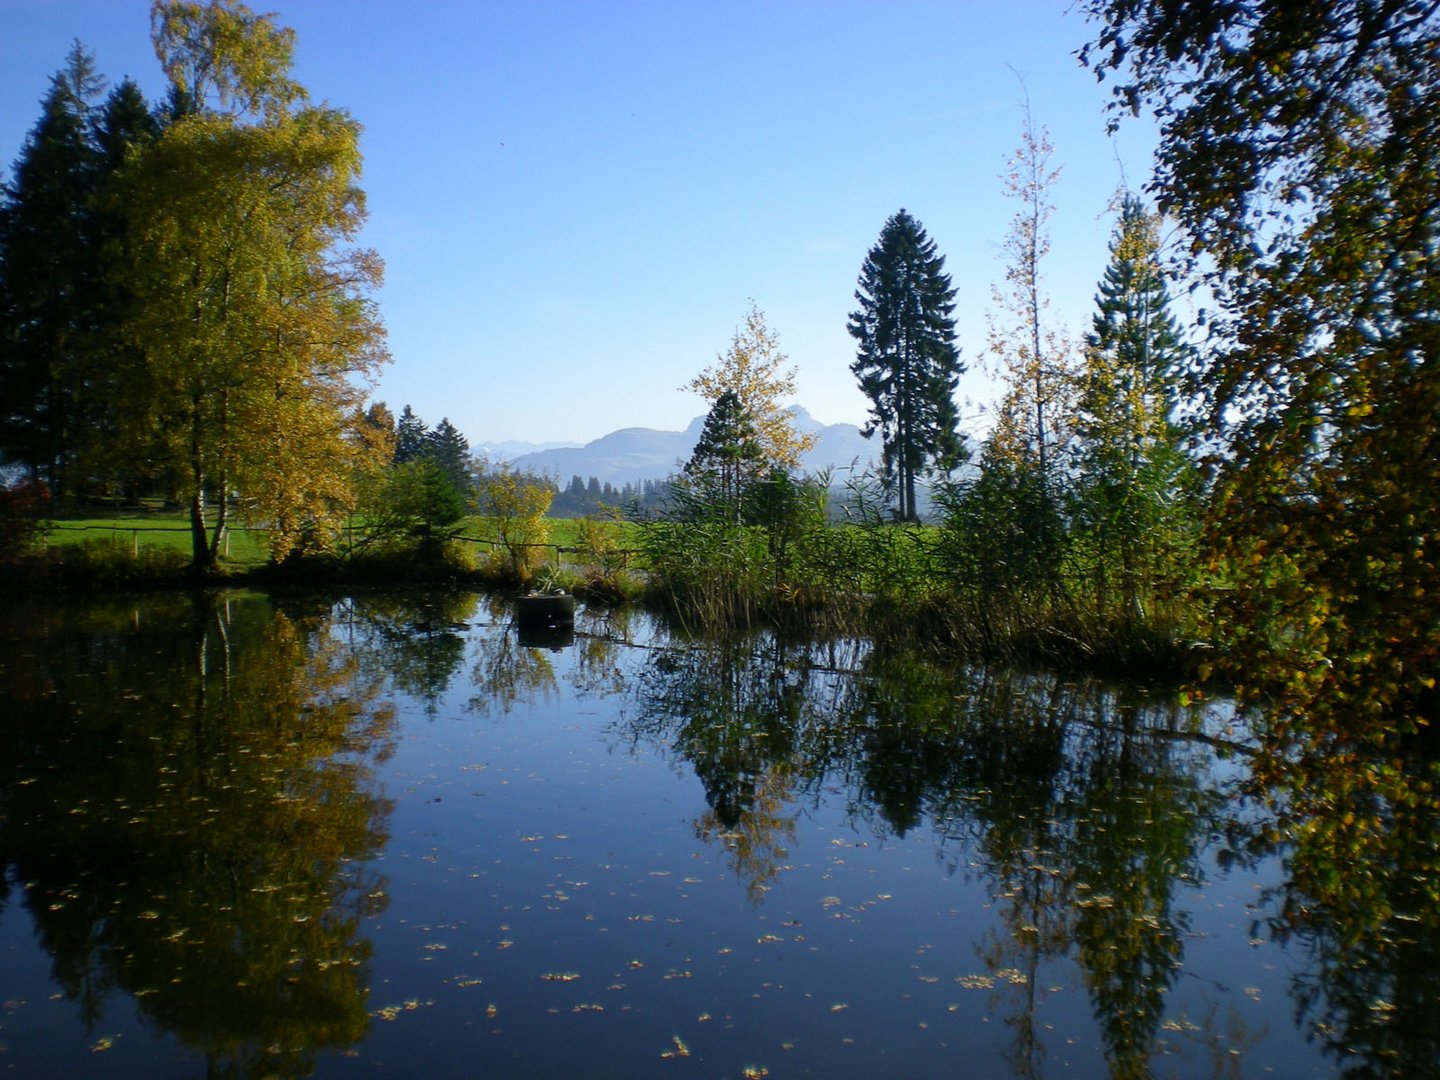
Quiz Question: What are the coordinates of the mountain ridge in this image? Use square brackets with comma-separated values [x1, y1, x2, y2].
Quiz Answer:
[504, 407, 877, 485]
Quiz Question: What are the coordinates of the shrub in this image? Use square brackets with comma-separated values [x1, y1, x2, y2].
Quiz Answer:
[0, 480, 50, 562]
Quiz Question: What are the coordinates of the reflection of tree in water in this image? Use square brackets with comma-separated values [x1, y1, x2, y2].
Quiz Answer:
[614, 623, 1438, 1078]
[0, 593, 395, 1078]
[623, 635, 1227, 1075]
[920, 671, 1223, 1079]
[467, 625, 560, 716]
[1057, 688, 1224, 1077]
[694, 765, 798, 904]
[1244, 750, 1440, 1078]
[338, 592, 479, 714]
[568, 605, 638, 699]
[626, 633, 858, 901]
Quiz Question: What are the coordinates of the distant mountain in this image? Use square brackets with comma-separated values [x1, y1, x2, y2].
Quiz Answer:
[509, 407, 877, 486]
[477, 438, 580, 461]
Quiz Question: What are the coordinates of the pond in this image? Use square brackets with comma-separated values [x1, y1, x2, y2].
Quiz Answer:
[0, 590, 1435, 1078]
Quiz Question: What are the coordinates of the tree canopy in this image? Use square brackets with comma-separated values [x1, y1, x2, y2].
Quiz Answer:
[1075, 193, 1197, 617]
[685, 303, 815, 473]
[1083, 0, 1440, 756]
[685, 388, 765, 518]
[848, 209, 965, 521]
[0, 44, 107, 498]
[108, 1, 388, 569]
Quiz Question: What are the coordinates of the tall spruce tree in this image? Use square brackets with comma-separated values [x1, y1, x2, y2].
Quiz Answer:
[0, 43, 106, 496]
[83, 77, 162, 492]
[848, 209, 964, 520]
[393, 405, 428, 464]
[426, 417, 472, 498]
[1075, 194, 1196, 616]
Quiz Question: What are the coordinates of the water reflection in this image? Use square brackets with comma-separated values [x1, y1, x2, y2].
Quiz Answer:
[1247, 750, 1440, 1079]
[0, 593, 395, 1077]
[338, 592, 478, 714]
[1, 592, 1438, 1077]
[620, 629, 1440, 1078]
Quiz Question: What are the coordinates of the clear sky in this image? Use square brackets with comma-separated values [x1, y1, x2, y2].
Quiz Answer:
[1, 1, 1162, 449]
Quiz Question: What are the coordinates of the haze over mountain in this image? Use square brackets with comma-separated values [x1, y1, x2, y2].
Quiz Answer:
[505, 407, 877, 485]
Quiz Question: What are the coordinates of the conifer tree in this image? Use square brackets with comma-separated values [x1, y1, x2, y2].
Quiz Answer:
[685, 389, 764, 519]
[848, 209, 965, 521]
[1075, 194, 1196, 616]
[426, 417, 472, 499]
[685, 302, 814, 471]
[0, 43, 106, 496]
[393, 405, 428, 464]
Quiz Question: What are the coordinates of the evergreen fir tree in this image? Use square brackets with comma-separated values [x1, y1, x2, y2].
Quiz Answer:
[94, 77, 160, 171]
[393, 404, 428, 464]
[848, 209, 965, 520]
[82, 77, 162, 492]
[0, 43, 106, 495]
[685, 389, 764, 520]
[425, 417, 472, 498]
[1075, 194, 1197, 616]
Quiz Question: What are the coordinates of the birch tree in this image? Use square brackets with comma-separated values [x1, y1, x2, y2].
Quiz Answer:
[685, 302, 815, 472]
[113, 1, 387, 570]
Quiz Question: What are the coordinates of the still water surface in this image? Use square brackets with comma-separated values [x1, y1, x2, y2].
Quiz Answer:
[0, 591, 1433, 1077]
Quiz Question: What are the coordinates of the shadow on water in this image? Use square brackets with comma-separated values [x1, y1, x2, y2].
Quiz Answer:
[1, 591, 1437, 1077]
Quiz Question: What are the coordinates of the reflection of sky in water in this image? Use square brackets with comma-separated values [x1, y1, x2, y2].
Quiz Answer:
[0, 594, 1375, 1077]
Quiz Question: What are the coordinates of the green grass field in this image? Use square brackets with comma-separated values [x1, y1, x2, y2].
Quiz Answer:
[41, 512, 645, 571]
[45, 516, 273, 566]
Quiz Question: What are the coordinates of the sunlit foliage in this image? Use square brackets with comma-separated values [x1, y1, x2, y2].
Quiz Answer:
[1073, 193, 1199, 620]
[685, 302, 816, 472]
[1083, 0, 1440, 761]
[476, 463, 554, 584]
[107, 1, 387, 570]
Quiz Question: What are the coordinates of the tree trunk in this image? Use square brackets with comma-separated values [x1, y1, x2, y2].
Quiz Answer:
[189, 396, 214, 575]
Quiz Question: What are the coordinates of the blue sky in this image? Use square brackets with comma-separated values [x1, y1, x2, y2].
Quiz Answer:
[1, 1, 1164, 448]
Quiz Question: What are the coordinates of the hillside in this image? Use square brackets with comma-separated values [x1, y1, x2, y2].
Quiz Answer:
[507, 407, 876, 485]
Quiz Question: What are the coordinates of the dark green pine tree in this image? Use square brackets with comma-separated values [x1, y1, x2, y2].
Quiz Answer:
[425, 417, 473, 498]
[393, 404, 429, 464]
[685, 389, 764, 521]
[848, 209, 965, 520]
[85, 77, 162, 493]
[1075, 194, 1197, 616]
[0, 43, 106, 496]
[93, 77, 161, 173]
[1082, 195, 1189, 425]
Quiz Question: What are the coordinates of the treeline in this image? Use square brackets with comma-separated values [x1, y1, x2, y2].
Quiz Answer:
[624, 183, 1198, 673]
[551, 475, 667, 518]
